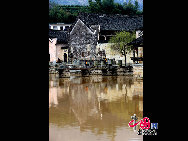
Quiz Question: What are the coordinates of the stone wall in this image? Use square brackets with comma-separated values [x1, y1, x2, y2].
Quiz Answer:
[132, 64, 143, 78]
[69, 19, 99, 60]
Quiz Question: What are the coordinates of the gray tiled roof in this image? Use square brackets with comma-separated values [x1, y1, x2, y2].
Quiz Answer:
[49, 29, 69, 44]
[77, 13, 143, 31]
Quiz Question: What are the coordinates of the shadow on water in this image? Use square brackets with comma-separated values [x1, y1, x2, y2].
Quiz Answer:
[49, 74, 143, 141]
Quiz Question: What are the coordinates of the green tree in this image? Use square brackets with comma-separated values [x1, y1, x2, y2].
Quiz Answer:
[88, 0, 102, 13]
[96, 0, 102, 5]
[109, 31, 136, 66]
[49, 5, 60, 23]
[109, 31, 136, 53]
[134, 0, 139, 12]
[124, 0, 137, 15]
[49, 5, 78, 23]
[113, 3, 124, 14]
[102, 0, 115, 14]
[102, 0, 114, 6]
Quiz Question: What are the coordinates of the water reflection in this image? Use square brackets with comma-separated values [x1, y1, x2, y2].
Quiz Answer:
[49, 75, 143, 141]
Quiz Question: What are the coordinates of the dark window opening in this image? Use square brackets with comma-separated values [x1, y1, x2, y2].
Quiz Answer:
[64, 53, 67, 63]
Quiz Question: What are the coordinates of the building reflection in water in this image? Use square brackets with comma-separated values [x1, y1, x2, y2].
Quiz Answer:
[49, 75, 143, 141]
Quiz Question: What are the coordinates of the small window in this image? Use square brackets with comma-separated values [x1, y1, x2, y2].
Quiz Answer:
[82, 52, 85, 57]
[82, 52, 88, 57]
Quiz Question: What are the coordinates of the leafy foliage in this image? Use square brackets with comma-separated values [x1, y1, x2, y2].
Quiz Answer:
[109, 31, 136, 53]
[88, 0, 142, 14]
[49, 4, 89, 23]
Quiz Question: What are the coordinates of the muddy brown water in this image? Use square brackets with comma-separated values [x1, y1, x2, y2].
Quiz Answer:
[49, 74, 143, 141]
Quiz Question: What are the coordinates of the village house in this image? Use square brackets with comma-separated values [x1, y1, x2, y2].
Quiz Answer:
[128, 32, 143, 77]
[49, 29, 69, 63]
[69, 13, 143, 66]
[129, 33, 143, 64]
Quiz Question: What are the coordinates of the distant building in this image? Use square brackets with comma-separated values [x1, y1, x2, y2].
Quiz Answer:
[49, 23, 72, 31]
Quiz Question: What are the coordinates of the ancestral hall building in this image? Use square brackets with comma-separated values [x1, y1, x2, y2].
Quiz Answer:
[69, 19, 100, 61]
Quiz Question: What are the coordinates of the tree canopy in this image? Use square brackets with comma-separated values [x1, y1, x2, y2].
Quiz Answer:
[88, 0, 142, 14]
[109, 31, 136, 53]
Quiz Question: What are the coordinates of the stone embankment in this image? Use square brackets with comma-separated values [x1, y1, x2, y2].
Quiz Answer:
[49, 65, 59, 74]
[49, 62, 143, 78]
[132, 64, 143, 79]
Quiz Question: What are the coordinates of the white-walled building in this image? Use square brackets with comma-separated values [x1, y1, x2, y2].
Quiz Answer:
[49, 23, 72, 31]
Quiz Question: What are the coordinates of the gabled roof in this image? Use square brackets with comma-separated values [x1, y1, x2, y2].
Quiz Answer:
[70, 19, 95, 35]
[49, 29, 69, 44]
[76, 13, 143, 31]
[49, 38, 57, 43]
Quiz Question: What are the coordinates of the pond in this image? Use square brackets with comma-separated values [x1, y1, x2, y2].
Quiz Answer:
[49, 74, 143, 141]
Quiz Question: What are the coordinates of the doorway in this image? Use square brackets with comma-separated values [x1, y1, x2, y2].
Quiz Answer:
[64, 53, 67, 63]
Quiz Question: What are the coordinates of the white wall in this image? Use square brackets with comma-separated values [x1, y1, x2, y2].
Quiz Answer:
[136, 30, 143, 38]
[49, 25, 71, 30]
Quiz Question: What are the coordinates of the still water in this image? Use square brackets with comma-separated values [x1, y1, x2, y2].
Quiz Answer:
[49, 74, 143, 141]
